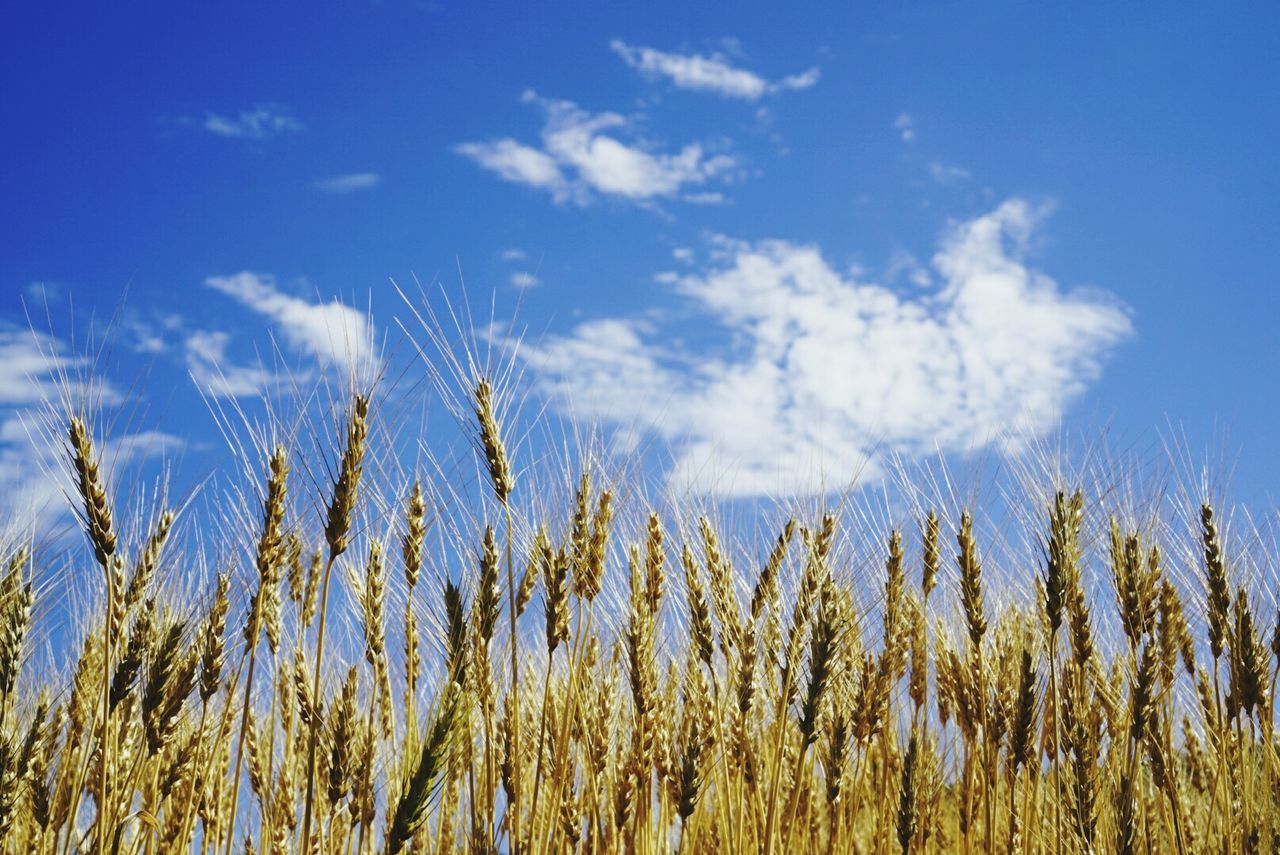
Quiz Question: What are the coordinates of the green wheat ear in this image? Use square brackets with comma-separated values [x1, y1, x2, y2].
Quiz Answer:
[388, 681, 463, 854]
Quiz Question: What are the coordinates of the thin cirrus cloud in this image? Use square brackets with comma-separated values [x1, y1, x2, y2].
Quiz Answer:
[187, 272, 380, 397]
[456, 91, 737, 205]
[314, 172, 381, 193]
[610, 40, 820, 101]
[196, 104, 303, 140]
[514, 199, 1133, 498]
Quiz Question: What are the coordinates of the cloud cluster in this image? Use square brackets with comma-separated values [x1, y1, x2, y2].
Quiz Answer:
[198, 105, 303, 140]
[516, 199, 1133, 497]
[456, 92, 736, 205]
[610, 40, 819, 101]
[188, 273, 380, 397]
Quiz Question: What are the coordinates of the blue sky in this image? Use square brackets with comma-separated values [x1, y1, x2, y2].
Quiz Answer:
[2, 1, 1278, 527]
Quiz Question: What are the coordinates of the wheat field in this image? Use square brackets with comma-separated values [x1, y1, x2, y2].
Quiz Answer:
[0, 348, 1276, 855]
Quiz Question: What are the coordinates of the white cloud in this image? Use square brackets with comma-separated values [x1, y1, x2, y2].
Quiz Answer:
[198, 105, 303, 140]
[0, 330, 81, 407]
[501, 248, 528, 262]
[683, 191, 727, 205]
[0, 414, 65, 533]
[776, 68, 822, 92]
[24, 282, 62, 303]
[455, 139, 571, 200]
[610, 40, 820, 100]
[121, 311, 184, 355]
[128, 325, 167, 354]
[515, 199, 1133, 497]
[929, 161, 972, 185]
[510, 271, 540, 289]
[192, 272, 380, 397]
[314, 173, 381, 193]
[0, 330, 77, 532]
[885, 249, 933, 288]
[0, 328, 182, 534]
[0, 416, 183, 537]
[895, 113, 915, 142]
[457, 92, 736, 205]
[184, 329, 288, 398]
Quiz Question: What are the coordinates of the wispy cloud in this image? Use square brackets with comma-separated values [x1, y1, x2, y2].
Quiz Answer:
[0, 330, 86, 408]
[895, 113, 915, 142]
[189, 272, 380, 397]
[0, 415, 182, 537]
[501, 248, 528, 262]
[183, 329, 288, 399]
[0, 328, 84, 532]
[515, 199, 1133, 497]
[195, 105, 303, 140]
[314, 172, 381, 193]
[118, 310, 185, 355]
[456, 91, 737, 206]
[683, 191, 727, 205]
[929, 161, 971, 185]
[885, 249, 933, 288]
[510, 272, 541, 289]
[23, 282, 62, 303]
[610, 40, 819, 100]
[0, 328, 182, 533]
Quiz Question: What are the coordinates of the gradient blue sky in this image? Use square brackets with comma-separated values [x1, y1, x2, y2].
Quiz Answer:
[2, 1, 1277, 523]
